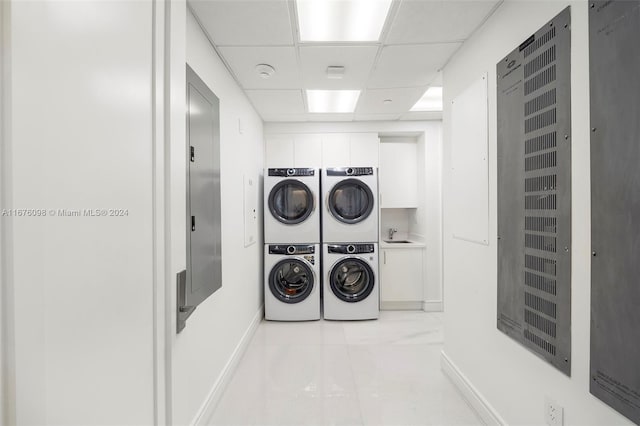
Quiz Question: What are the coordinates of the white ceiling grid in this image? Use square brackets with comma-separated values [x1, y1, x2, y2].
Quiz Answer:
[188, 0, 502, 122]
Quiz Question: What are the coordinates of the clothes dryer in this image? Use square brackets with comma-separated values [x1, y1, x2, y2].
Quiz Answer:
[264, 168, 320, 244]
[265, 243, 320, 321]
[323, 243, 379, 320]
[322, 167, 378, 243]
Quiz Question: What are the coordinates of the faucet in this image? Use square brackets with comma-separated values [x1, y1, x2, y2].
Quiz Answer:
[388, 228, 398, 240]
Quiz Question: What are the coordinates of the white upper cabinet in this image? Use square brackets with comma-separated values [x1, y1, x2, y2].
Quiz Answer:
[379, 141, 418, 208]
[265, 135, 294, 167]
[266, 133, 379, 168]
[350, 133, 379, 167]
[321, 133, 350, 167]
[293, 134, 322, 168]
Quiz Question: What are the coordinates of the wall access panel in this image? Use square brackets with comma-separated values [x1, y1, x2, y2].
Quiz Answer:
[497, 7, 571, 376]
[589, 1, 640, 423]
[451, 73, 489, 245]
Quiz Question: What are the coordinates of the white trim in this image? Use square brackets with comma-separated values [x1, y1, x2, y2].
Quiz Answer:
[440, 351, 506, 426]
[152, 1, 169, 424]
[380, 301, 423, 310]
[0, 0, 15, 423]
[422, 300, 443, 312]
[191, 306, 264, 426]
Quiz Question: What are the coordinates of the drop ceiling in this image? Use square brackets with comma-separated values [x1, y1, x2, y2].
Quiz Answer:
[189, 0, 502, 122]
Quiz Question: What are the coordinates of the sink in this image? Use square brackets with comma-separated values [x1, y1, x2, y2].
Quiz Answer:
[384, 240, 411, 244]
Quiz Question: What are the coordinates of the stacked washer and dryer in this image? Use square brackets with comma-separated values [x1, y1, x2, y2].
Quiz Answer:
[264, 168, 321, 321]
[322, 167, 379, 320]
[263, 166, 379, 321]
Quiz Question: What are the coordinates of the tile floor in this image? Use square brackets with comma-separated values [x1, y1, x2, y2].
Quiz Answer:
[209, 311, 482, 426]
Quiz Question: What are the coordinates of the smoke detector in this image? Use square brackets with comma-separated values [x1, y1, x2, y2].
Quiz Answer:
[255, 64, 276, 79]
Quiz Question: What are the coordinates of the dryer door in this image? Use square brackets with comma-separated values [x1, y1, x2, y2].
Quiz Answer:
[269, 259, 314, 304]
[269, 179, 314, 224]
[330, 258, 375, 303]
[328, 178, 374, 224]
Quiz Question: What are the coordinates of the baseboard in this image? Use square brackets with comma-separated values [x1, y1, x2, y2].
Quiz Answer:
[191, 305, 264, 426]
[440, 351, 506, 426]
[380, 301, 423, 310]
[422, 300, 443, 312]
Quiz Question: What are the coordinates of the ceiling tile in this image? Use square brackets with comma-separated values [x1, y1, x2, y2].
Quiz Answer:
[367, 44, 461, 88]
[299, 46, 379, 90]
[354, 113, 402, 121]
[356, 87, 425, 114]
[189, 0, 293, 46]
[307, 113, 354, 122]
[386, 0, 500, 44]
[219, 47, 301, 89]
[245, 90, 305, 117]
[260, 114, 308, 122]
[399, 111, 443, 121]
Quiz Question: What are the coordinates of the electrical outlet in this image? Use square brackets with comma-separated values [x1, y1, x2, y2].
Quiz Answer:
[545, 397, 564, 426]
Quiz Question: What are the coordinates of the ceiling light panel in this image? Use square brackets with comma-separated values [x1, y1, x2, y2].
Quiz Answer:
[296, 0, 393, 42]
[411, 87, 443, 112]
[306, 90, 361, 113]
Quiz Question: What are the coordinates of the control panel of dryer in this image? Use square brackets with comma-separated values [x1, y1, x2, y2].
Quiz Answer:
[269, 244, 316, 255]
[327, 244, 375, 254]
[326, 167, 374, 176]
[268, 168, 315, 177]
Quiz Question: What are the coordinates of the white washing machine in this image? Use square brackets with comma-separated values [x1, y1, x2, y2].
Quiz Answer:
[264, 168, 320, 244]
[323, 243, 379, 320]
[265, 243, 320, 321]
[322, 167, 378, 243]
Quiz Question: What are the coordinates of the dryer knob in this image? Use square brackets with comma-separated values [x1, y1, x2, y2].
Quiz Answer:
[287, 246, 296, 254]
[347, 244, 356, 254]
[346, 167, 354, 175]
[287, 168, 295, 176]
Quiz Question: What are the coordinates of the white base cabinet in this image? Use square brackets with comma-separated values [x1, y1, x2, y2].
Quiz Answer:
[380, 247, 424, 302]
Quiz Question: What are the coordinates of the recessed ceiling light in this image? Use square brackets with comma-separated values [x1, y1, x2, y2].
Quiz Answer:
[306, 90, 361, 113]
[296, 0, 393, 42]
[255, 64, 275, 79]
[410, 87, 443, 112]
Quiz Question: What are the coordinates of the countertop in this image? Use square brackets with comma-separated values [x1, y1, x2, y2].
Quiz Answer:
[379, 239, 425, 249]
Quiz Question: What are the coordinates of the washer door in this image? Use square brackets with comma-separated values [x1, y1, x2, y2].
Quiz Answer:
[269, 179, 314, 224]
[330, 258, 375, 303]
[269, 259, 314, 304]
[328, 178, 374, 224]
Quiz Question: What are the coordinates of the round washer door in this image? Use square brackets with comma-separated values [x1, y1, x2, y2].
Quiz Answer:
[329, 258, 375, 303]
[327, 178, 374, 224]
[269, 179, 314, 224]
[269, 259, 314, 304]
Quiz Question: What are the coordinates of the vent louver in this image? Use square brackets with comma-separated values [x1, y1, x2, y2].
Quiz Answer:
[497, 7, 571, 376]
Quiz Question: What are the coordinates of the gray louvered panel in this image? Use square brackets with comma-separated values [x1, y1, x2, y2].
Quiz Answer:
[497, 6, 571, 376]
[590, 1, 640, 423]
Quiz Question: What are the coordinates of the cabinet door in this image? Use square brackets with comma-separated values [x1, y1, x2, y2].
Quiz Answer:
[265, 135, 294, 167]
[350, 133, 379, 167]
[379, 142, 418, 208]
[293, 134, 322, 168]
[321, 133, 349, 167]
[380, 249, 423, 302]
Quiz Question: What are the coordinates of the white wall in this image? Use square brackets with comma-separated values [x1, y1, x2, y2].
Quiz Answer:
[265, 121, 443, 310]
[442, 1, 633, 424]
[170, 9, 265, 426]
[5, 1, 161, 424]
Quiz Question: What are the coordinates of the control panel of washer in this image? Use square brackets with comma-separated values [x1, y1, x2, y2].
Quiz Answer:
[327, 244, 375, 254]
[268, 168, 315, 177]
[326, 167, 374, 176]
[269, 244, 315, 255]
